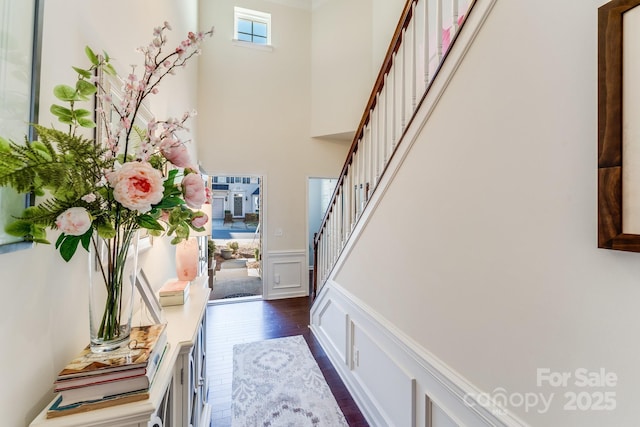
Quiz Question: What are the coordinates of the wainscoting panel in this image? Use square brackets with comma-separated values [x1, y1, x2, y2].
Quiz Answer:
[265, 250, 308, 300]
[315, 297, 348, 364]
[310, 281, 528, 427]
[350, 320, 416, 426]
[431, 399, 460, 427]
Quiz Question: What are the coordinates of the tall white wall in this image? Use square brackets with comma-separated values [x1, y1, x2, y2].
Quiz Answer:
[0, 1, 201, 424]
[310, 0, 371, 138]
[310, 0, 405, 138]
[332, 0, 640, 425]
[196, 0, 348, 288]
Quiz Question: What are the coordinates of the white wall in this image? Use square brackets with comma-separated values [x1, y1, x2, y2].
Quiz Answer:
[371, 0, 407, 77]
[332, 0, 640, 425]
[310, 0, 405, 138]
[196, 0, 348, 297]
[310, 0, 372, 138]
[0, 1, 201, 424]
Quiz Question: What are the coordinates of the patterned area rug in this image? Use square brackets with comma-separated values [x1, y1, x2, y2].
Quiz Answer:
[232, 335, 348, 426]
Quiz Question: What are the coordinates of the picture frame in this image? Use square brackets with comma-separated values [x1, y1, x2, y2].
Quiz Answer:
[135, 269, 164, 325]
[598, 0, 640, 251]
[0, 0, 44, 254]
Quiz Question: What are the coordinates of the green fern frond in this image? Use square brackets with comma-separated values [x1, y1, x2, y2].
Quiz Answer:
[0, 125, 109, 199]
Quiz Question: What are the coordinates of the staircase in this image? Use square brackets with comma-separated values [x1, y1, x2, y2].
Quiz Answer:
[308, 1, 522, 426]
[313, 0, 481, 298]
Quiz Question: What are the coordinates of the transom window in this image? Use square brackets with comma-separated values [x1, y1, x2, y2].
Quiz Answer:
[234, 7, 271, 46]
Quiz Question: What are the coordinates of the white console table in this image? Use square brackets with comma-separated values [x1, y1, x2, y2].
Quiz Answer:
[30, 276, 212, 427]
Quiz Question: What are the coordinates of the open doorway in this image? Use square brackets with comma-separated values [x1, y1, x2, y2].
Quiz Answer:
[209, 175, 263, 302]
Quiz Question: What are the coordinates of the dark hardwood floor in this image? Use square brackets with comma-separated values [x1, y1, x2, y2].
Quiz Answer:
[206, 297, 369, 426]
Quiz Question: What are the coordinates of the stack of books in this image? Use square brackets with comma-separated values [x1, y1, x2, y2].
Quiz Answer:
[46, 324, 168, 418]
[159, 279, 190, 306]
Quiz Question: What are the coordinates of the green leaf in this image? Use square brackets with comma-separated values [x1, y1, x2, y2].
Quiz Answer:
[72, 66, 92, 79]
[55, 233, 65, 249]
[50, 104, 73, 119]
[53, 84, 77, 102]
[30, 142, 52, 161]
[76, 79, 97, 96]
[85, 46, 99, 65]
[77, 117, 96, 128]
[153, 195, 183, 209]
[30, 227, 49, 243]
[56, 115, 74, 125]
[74, 108, 92, 118]
[0, 136, 10, 152]
[4, 220, 32, 237]
[137, 215, 165, 231]
[149, 229, 163, 237]
[59, 234, 80, 262]
[105, 63, 117, 76]
[80, 229, 92, 251]
[97, 222, 116, 239]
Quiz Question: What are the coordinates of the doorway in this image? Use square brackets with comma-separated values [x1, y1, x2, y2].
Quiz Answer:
[209, 175, 263, 302]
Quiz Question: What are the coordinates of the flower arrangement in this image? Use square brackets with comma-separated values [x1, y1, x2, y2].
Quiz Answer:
[0, 22, 213, 259]
[0, 23, 213, 351]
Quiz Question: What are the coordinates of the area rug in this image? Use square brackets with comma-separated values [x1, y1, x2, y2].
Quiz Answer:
[232, 335, 348, 426]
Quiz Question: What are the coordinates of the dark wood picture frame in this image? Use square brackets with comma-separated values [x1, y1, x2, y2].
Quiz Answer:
[598, 0, 640, 251]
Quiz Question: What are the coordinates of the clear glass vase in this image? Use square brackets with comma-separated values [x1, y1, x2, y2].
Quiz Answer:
[88, 228, 140, 353]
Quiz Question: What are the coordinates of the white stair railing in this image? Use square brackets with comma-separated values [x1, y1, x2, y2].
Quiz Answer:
[313, 0, 474, 297]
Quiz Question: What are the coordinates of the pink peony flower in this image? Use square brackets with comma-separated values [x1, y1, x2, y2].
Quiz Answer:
[56, 207, 92, 236]
[204, 186, 212, 204]
[161, 141, 193, 168]
[191, 212, 208, 228]
[182, 173, 206, 209]
[107, 161, 164, 213]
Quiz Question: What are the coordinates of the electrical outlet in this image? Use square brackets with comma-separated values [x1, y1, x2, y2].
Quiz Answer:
[274, 273, 280, 284]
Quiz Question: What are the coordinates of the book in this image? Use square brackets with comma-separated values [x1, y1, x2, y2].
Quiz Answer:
[159, 279, 190, 296]
[54, 331, 168, 391]
[46, 390, 149, 419]
[55, 324, 167, 380]
[57, 374, 150, 406]
[52, 340, 169, 411]
[159, 279, 190, 306]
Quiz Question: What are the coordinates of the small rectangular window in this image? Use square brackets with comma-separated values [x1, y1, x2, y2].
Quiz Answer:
[234, 7, 271, 46]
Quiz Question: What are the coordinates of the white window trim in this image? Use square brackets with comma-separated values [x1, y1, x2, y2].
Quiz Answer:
[233, 6, 272, 48]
